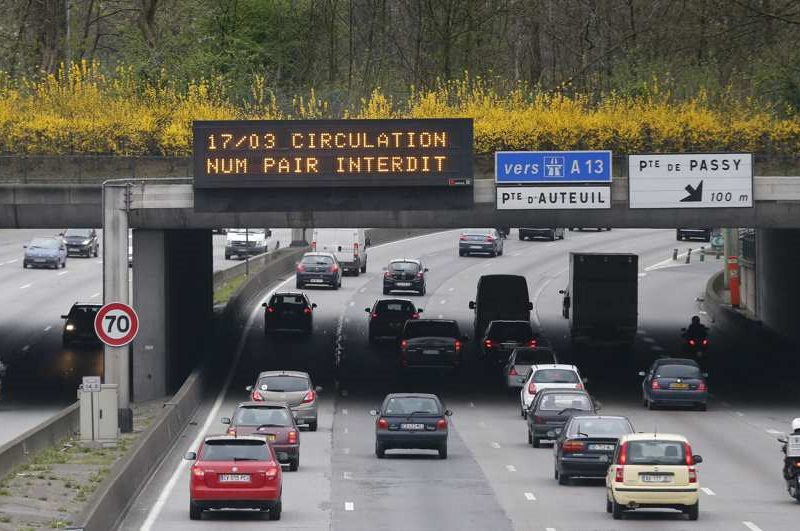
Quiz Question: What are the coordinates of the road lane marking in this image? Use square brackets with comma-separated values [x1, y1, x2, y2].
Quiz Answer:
[342, 408, 348, 415]
[638, 272, 647, 277]
[448, 287, 454, 292]
[90, 292, 100, 298]
[468, 402, 475, 408]
[743, 522, 763, 531]
[651, 345, 664, 352]
[736, 411, 745, 417]
[21, 345, 30, 352]
[44, 326, 52, 332]
[546, 528, 556, 531]
[343, 472, 352, 480]
[96, 260, 103, 264]
[479, 421, 486, 427]
[348, 301, 354, 306]
[57, 271, 69, 276]
[20, 284, 31, 289]
[642, 337, 656, 343]
[343, 447, 350, 454]
[491, 442, 501, 449]
[524, 492, 536, 501]
[437, 314, 443, 318]
[505, 465, 517, 472]
[439, 299, 447, 304]
[701, 487, 716, 496]
[7, 259, 17, 264]
[343, 427, 349, 434]
[359, 287, 367, 293]
[345, 502, 354, 511]
[766, 429, 783, 435]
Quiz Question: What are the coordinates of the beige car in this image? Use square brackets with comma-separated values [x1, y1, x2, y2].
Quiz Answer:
[606, 433, 703, 521]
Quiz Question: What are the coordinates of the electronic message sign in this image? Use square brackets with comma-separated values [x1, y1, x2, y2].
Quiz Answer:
[193, 119, 473, 189]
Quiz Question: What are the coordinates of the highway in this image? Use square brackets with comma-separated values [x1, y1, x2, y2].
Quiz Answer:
[0, 229, 288, 446]
[118, 228, 800, 531]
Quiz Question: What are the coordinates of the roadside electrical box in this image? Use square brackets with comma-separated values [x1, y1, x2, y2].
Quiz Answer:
[78, 378, 119, 442]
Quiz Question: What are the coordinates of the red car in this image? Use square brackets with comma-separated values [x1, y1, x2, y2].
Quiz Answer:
[222, 402, 301, 471]
[186, 435, 282, 521]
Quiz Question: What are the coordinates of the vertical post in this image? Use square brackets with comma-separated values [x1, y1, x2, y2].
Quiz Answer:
[245, 228, 250, 276]
[722, 228, 739, 287]
[102, 184, 133, 433]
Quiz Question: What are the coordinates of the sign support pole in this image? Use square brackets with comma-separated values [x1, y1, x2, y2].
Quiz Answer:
[102, 183, 133, 433]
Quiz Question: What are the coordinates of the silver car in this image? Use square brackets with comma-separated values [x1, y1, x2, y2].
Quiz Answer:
[246, 370, 322, 431]
[458, 228, 503, 257]
[504, 346, 558, 390]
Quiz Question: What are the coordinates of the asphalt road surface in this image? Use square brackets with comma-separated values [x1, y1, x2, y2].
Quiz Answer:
[119, 229, 799, 531]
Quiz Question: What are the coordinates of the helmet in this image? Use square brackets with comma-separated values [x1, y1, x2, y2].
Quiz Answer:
[792, 418, 800, 433]
[691, 315, 701, 325]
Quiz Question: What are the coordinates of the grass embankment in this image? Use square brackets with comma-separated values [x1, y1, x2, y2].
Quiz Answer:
[214, 273, 247, 305]
[0, 62, 798, 157]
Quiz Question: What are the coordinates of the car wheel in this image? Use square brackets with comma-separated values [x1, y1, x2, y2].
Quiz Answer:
[560, 232, 565, 240]
[532, 435, 541, 448]
[269, 499, 282, 521]
[685, 501, 699, 521]
[225, 253, 231, 260]
[554, 466, 559, 480]
[308, 420, 318, 432]
[606, 497, 613, 514]
[459, 250, 466, 257]
[612, 499, 624, 520]
[489, 250, 496, 257]
[696, 402, 707, 411]
[527, 429, 532, 445]
[296, 280, 303, 289]
[647, 399, 656, 410]
[438, 443, 448, 459]
[289, 457, 299, 471]
[361, 262, 367, 273]
[521, 408, 527, 419]
[558, 472, 569, 485]
[189, 501, 202, 520]
[375, 441, 386, 458]
[519, 233, 525, 241]
[94, 247, 99, 257]
[22, 262, 27, 269]
[642, 396, 648, 408]
[550, 234, 556, 241]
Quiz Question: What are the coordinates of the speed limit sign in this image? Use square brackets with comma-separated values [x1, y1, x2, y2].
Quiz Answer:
[94, 302, 139, 347]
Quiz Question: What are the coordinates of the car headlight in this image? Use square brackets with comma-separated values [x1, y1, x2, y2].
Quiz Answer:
[65, 324, 75, 331]
[82, 240, 91, 245]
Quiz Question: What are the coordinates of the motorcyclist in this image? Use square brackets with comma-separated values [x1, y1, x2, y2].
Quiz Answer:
[782, 418, 800, 482]
[684, 316, 708, 339]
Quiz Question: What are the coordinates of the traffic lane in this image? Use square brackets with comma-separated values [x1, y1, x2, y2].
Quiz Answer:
[0, 229, 64, 263]
[330, 395, 514, 531]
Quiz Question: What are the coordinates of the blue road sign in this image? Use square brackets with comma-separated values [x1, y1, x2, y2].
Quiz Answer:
[495, 151, 612, 184]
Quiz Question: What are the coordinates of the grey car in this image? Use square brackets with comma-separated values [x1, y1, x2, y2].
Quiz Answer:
[296, 252, 342, 289]
[458, 228, 503, 257]
[519, 228, 565, 241]
[246, 371, 322, 431]
[61, 228, 99, 257]
[504, 346, 559, 390]
[23, 237, 67, 269]
[371, 393, 452, 459]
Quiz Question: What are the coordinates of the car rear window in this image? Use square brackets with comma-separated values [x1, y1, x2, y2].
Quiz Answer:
[302, 255, 333, 265]
[256, 376, 310, 393]
[537, 394, 592, 412]
[271, 295, 306, 306]
[384, 397, 440, 415]
[487, 322, 533, 340]
[376, 301, 415, 313]
[404, 321, 459, 338]
[202, 439, 269, 461]
[30, 238, 60, 249]
[513, 348, 555, 365]
[625, 440, 686, 466]
[389, 261, 420, 273]
[532, 369, 579, 383]
[234, 407, 292, 427]
[568, 418, 633, 438]
[69, 306, 98, 323]
[656, 365, 701, 378]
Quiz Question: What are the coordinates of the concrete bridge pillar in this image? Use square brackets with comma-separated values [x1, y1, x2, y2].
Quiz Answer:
[756, 228, 800, 343]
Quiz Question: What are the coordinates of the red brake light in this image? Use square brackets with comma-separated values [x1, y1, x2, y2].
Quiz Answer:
[575, 382, 584, 390]
[527, 338, 537, 347]
[371, 312, 378, 319]
[266, 306, 275, 313]
[454, 340, 462, 352]
[701, 338, 709, 346]
[562, 440, 585, 453]
[311, 241, 316, 250]
[459, 235, 467, 241]
[688, 338, 697, 346]
[508, 366, 518, 376]
[251, 391, 263, 401]
[416, 271, 423, 278]
[354, 242, 359, 255]
[684, 443, 694, 465]
[265, 466, 279, 480]
[384, 271, 391, 278]
[651, 379, 661, 390]
[410, 312, 419, 320]
[688, 466, 697, 483]
[485, 235, 494, 242]
[302, 390, 316, 404]
[527, 382, 537, 395]
[377, 418, 388, 429]
[436, 418, 447, 430]
[484, 339, 494, 349]
[303, 307, 312, 315]
[288, 430, 298, 444]
[296, 263, 306, 272]
[615, 465, 625, 482]
[400, 339, 408, 350]
[617, 442, 628, 465]
[330, 264, 339, 273]
[192, 466, 205, 479]
[697, 381, 707, 391]
[227, 427, 236, 436]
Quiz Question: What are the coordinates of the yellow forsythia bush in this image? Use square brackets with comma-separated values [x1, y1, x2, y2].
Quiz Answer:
[0, 63, 798, 157]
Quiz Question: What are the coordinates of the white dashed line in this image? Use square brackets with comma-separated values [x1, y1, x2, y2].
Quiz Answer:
[96, 260, 103, 264]
[743, 522, 763, 531]
[348, 301, 354, 306]
[57, 271, 69, 276]
[359, 287, 367, 293]
[7, 259, 17, 264]
[343, 472, 352, 480]
[491, 442, 501, 449]
[701, 487, 716, 496]
[439, 299, 447, 305]
[343, 448, 350, 455]
[478, 421, 486, 428]
[345, 502, 354, 511]
[524, 492, 536, 501]
[546, 528, 556, 531]
[448, 287, 454, 292]
[642, 337, 656, 344]
[505, 465, 517, 472]
[437, 314, 443, 319]
[44, 326, 52, 332]
[638, 272, 647, 277]
[651, 345, 665, 352]
[90, 292, 100, 298]
[342, 408, 348, 415]
[468, 402, 475, 408]
[343, 428, 349, 434]
[766, 429, 783, 435]
[21, 345, 30, 352]
[19, 284, 31, 289]
[735, 411, 745, 417]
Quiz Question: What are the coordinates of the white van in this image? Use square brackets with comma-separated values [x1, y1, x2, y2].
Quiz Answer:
[311, 229, 368, 276]
[225, 228, 271, 259]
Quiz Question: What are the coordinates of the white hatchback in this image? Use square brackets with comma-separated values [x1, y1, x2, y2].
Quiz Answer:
[520, 364, 586, 418]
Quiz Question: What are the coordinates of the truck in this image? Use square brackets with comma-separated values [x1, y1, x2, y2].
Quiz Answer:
[311, 228, 368, 276]
[224, 228, 272, 259]
[468, 274, 533, 348]
[560, 253, 638, 346]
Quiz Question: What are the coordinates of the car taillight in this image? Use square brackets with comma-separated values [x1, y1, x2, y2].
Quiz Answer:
[562, 440, 585, 453]
[454, 340, 462, 352]
[296, 263, 306, 272]
[266, 306, 275, 313]
[192, 467, 204, 479]
[410, 312, 419, 319]
[688, 466, 697, 483]
[371, 312, 378, 319]
[684, 443, 694, 465]
[251, 391, 263, 401]
[688, 338, 697, 346]
[533, 415, 543, 424]
[330, 264, 339, 273]
[311, 241, 316, 251]
[303, 307, 312, 315]
[302, 390, 316, 404]
[384, 271, 391, 278]
[528, 338, 537, 347]
[527, 382, 537, 394]
[485, 235, 494, 242]
[227, 427, 236, 436]
[459, 235, 467, 241]
[416, 271, 423, 278]
[617, 442, 628, 465]
[651, 380, 661, 390]
[265, 466, 279, 480]
[508, 366, 518, 376]
[400, 339, 408, 350]
[615, 465, 625, 482]
[377, 418, 388, 429]
[288, 430, 298, 444]
[697, 381, 707, 391]
[701, 338, 709, 346]
[575, 382, 584, 390]
[354, 242, 359, 256]
[436, 418, 447, 430]
[484, 339, 494, 349]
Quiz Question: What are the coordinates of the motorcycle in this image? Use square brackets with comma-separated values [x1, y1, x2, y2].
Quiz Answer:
[778, 434, 800, 502]
[681, 328, 709, 358]
[497, 227, 510, 239]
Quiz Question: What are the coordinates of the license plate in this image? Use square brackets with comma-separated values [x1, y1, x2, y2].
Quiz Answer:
[220, 474, 250, 482]
[400, 423, 425, 430]
[309, 278, 324, 283]
[470, 245, 483, 249]
[422, 349, 440, 355]
[34, 259, 46, 262]
[641, 474, 672, 483]
[589, 444, 616, 451]
[396, 282, 411, 287]
[669, 383, 689, 389]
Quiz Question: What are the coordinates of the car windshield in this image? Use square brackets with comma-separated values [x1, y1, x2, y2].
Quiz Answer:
[64, 229, 92, 238]
[29, 238, 59, 249]
[376, 301, 415, 313]
[271, 295, 306, 306]
[69, 306, 98, 324]
[389, 261, 420, 273]
[532, 369, 579, 383]
[568, 418, 632, 437]
[234, 407, 292, 427]
[404, 321, 459, 338]
[514, 348, 555, 364]
[256, 376, 309, 393]
[656, 365, 701, 378]
[302, 255, 333, 265]
[202, 440, 269, 461]
[537, 394, 592, 412]
[384, 397, 440, 415]
[626, 440, 687, 466]
[487, 322, 533, 340]
[230, 228, 265, 234]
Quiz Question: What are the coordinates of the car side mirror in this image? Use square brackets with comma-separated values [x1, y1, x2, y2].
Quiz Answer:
[315, 386, 323, 393]
[527, 302, 533, 311]
[22, 245, 27, 249]
[693, 455, 703, 464]
[312, 303, 318, 308]
[61, 315, 68, 319]
[261, 302, 267, 307]
[184, 452, 197, 460]
[558, 289, 565, 294]
[778, 435, 788, 444]
[468, 301, 475, 310]
[638, 371, 646, 377]
[369, 409, 379, 416]
[424, 268, 429, 272]
[365, 308, 371, 313]
[417, 308, 424, 313]
[221, 417, 231, 425]
[445, 410, 453, 416]
[245, 385, 253, 392]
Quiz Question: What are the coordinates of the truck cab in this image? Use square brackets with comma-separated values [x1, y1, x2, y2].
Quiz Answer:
[311, 228, 368, 276]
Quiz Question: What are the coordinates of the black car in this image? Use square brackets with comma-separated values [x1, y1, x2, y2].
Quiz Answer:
[526, 389, 597, 448]
[61, 228, 99, 257]
[366, 299, 422, 343]
[371, 393, 452, 459]
[481, 320, 537, 364]
[677, 228, 711, 242]
[553, 415, 634, 484]
[398, 319, 465, 369]
[61, 303, 101, 347]
[262, 292, 317, 335]
[296, 252, 342, 289]
[519, 228, 565, 241]
[640, 358, 708, 410]
[383, 259, 428, 295]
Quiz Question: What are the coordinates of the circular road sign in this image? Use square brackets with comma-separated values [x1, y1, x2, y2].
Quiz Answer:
[94, 302, 139, 347]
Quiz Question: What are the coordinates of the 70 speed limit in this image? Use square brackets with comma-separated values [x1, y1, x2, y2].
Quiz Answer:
[94, 302, 139, 347]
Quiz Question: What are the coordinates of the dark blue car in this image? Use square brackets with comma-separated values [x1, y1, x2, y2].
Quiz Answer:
[23, 237, 67, 269]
